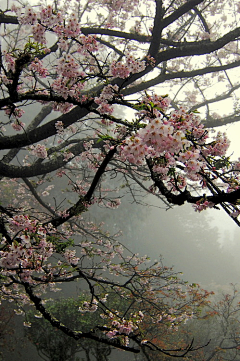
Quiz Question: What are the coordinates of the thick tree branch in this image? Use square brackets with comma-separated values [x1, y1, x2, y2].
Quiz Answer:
[147, 159, 240, 207]
[0, 106, 90, 150]
[113, 27, 240, 91]
[0, 12, 19, 24]
[81, 27, 150, 42]
[155, 27, 240, 63]
[123, 59, 240, 96]
[125, 59, 240, 95]
[148, 0, 164, 58]
[23, 282, 140, 353]
[161, 0, 205, 30]
[0, 13, 150, 42]
[0, 140, 90, 177]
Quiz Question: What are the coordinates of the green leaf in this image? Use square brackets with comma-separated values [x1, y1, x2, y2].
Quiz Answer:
[97, 134, 114, 142]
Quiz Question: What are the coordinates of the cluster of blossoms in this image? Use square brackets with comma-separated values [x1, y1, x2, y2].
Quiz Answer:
[56, 55, 81, 78]
[118, 95, 231, 192]
[4, 106, 25, 123]
[6, 5, 98, 107]
[15, 5, 97, 52]
[52, 102, 75, 114]
[0, 73, 12, 86]
[61, 14, 81, 38]
[102, 0, 139, 13]
[51, 56, 86, 100]
[29, 58, 49, 77]
[9, 215, 38, 233]
[55, 120, 64, 133]
[103, 310, 144, 346]
[0, 219, 54, 283]
[3, 51, 15, 72]
[42, 184, 54, 197]
[155, 309, 193, 330]
[63, 151, 75, 162]
[95, 84, 119, 114]
[0, 235, 53, 275]
[110, 56, 146, 78]
[79, 298, 98, 313]
[106, 319, 137, 341]
[11, 120, 25, 130]
[64, 249, 80, 266]
[2, 4, 153, 129]
[76, 35, 99, 55]
[19, 5, 63, 43]
[105, 198, 121, 209]
[29, 144, 48, 159]
[193, 200, 215, 212]
[233, 157, 240, 171]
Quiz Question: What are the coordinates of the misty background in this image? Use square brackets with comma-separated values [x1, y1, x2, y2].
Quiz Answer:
[1, 0, 240, 359]
[1, 98, 240, 361]
[2, 192, 240, 360]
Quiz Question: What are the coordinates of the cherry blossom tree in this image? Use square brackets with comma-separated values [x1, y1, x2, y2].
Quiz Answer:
[1, 0, 240, 357]
[24, 288, 213, 361]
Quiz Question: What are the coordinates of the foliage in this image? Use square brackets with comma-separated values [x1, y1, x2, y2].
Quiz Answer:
[25, 295, 113, 361]
[140, 285, 240, 361]
[25, 286, 211, 361]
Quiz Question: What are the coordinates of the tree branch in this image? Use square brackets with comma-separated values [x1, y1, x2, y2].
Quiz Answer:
[161, 0, 205, 30]
[50, 146, 117, 227]
[148, 0, 164, 58]
[0, 140, 89, 177]
[123, 59, 240, 96]
[23, 282, 140, 353]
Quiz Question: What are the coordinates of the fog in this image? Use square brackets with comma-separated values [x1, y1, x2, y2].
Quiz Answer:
[2, 1, 240, 360]
[3, 195, 240, 361]
[2, 109, 240, 360]
[2, 108, 240, 361]
[90, 192, 240, 288]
